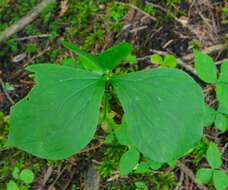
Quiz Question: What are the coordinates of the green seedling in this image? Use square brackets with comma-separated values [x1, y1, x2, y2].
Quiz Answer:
[194, 50, 228, 132]
[5, 82, 14, 91]
[135, 181, 148, 190]
[6, 168, 34, 190]
[6, 42, 204, 166]
[150, 54, 177, 68]
[196, 143, 228, 190]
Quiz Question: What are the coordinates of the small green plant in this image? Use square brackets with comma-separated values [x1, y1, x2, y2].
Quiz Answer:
[6, 42, 204, 167]
[196, 143, 228, 190]
[6, 168, 34, 190]
[150, 54, 177, 68]
[194, 50, 228, 132]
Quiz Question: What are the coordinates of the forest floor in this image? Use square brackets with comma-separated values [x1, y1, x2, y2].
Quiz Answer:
[0, 0, 228, 189]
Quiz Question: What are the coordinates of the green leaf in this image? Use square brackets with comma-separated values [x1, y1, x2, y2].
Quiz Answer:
[135, 181, 148, 190]
[114, 115, 132, 146]
[215, 113, 228, 132]
[218, 104, 228, 114]
[5, 82, 14, 91]
[194, 49, 217, 83]
[104, 134, 114, 144]
[6, 180, 19, 190]
[218, 61, 228, 83]
[61, 41, 132, 72]
[206, 143, 222, 169]
[12, 167, 20, 179]
[77, 56, 101, 73]
[203, 106, 216, 126]
[168, 159, 177, 168]
[119, 147, 140, 176]
[135, 162, 149, 173]
[61, 58, 75, 68]
[61, 41, 104, 72]
[19, 169, 34, 184]
[216, 82, 228, 111]
[163, 55, 177, 68]
[111, 68, 204, 162]
[145, 158, 163, 170]
[6, 64, 105, 160]
[150, 54, 163, 65]
[26, 43, 36, 53]
[213, 169, 228, 190]
[196, 168, 212, 184]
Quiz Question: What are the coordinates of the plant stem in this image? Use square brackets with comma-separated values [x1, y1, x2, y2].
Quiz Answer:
[103, 79, 109, 121]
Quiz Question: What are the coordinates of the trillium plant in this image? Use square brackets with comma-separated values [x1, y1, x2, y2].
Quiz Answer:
[6, 41, 205, 163]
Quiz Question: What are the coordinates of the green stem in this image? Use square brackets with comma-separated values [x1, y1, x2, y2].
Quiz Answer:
[103, 80, 109, 121]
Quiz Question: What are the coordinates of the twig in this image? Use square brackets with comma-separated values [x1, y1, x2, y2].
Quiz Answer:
[182, 44, 228, 62]
[62, 168, 75, 190]
[0, 78, 15, 105]
[13, 34, 51, 41]
[24, 47, 51, 66]
[0, 0, 55, 43]
[145, 1, 203, 40]
[215, 58, 228, 65]
[176, 161, 208, 190]
[174, 171, 184, 190]
[117, 2, 156, 21]
[48, 165, 68, 189]
[78, 141, 104, 154]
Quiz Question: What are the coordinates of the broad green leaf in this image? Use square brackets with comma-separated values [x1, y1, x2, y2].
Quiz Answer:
[218, 104, 228, 114]
[194, 49, 217, 83]
[145, 158, 163, 170]
[150, 54, 163, 65]
[61, 41, 132, 72]
[111, 68, 204, 162]
[203, 106, 216, 126]
[163, 55, 177, 68]
[77, 56, 101, 73]
[218, 61, 228, 83]
[6, 180, 19, 190]
[12, 167, 20, 180]
[6, 64, 105, 160]
[168, 159, 177, 168]
[114, 115, 132, 146]
[216, 82, 228, 110]
[61, 58, 75, 68]
[135, 162, 149, 173]
[206, 143, 222, 169]
[19, 169, 34, 184]
[119, 147, 140, 176]
[196, 168, 212, 184]
[215, 113, 228, 132]
[213, 170, 228, 190]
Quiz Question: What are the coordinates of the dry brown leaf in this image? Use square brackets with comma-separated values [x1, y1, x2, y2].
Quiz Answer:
[59, 0, 69, 17]
[5, 0, 10, 8]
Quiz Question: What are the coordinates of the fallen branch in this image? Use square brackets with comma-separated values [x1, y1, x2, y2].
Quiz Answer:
[0, 0, 55, 43]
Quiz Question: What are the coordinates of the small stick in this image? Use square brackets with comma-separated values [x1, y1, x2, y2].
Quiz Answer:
[117, 1, 156, 21]
[0, 78, 15, 105]
[13, 34, 51, 41]
[176, 161, 208, 190]
[182, 44, 227, 62]
[0, 0, 55, 43]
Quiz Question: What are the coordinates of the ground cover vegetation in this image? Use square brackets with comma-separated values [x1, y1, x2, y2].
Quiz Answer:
[0, 0, 228, 189]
